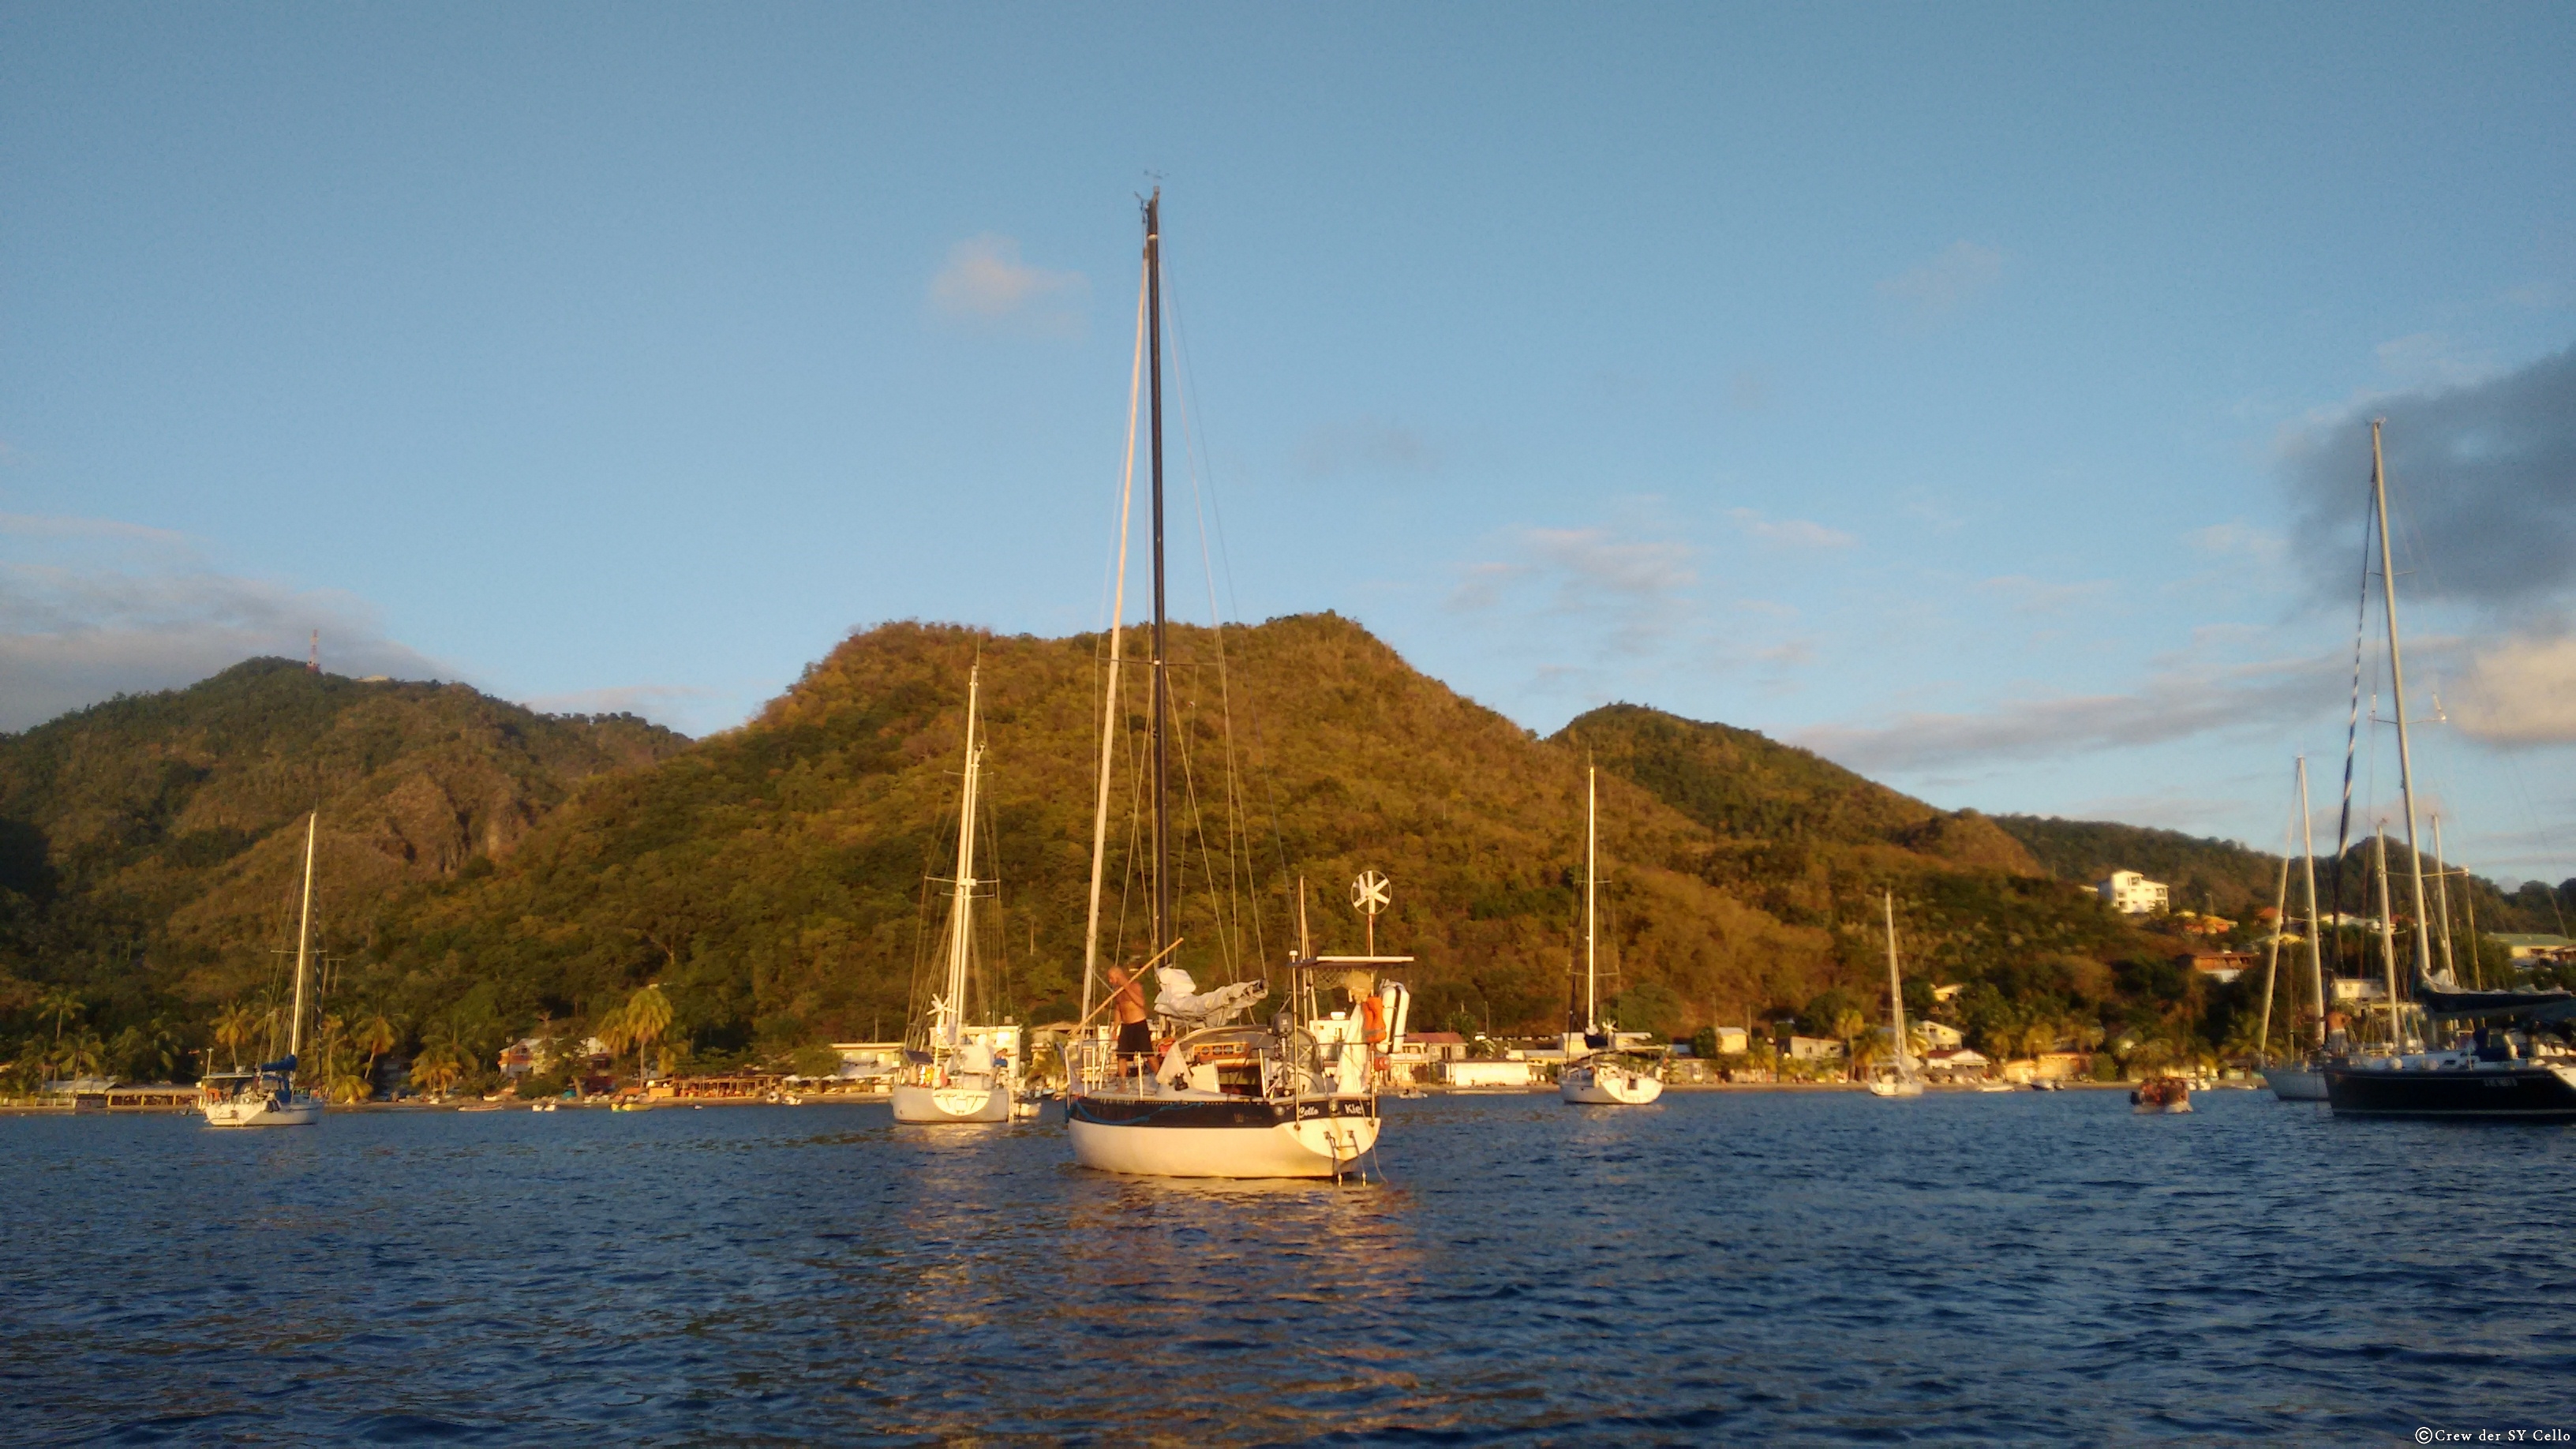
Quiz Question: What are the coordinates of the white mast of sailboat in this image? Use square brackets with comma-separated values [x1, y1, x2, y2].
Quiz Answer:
[2298, 755, 2325, 1051]
[1883, 891, 1914, 1080]
[1585, 766, 1598, 1036]
[942, 667, 985, 1051]
[2430, 812, 2458, 981]
[1079, 255, 1151, 1025]
[289, 809, 317, 1062]
[2370, 420, 2433, 999]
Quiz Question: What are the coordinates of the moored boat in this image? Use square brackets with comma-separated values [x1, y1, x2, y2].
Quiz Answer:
[1559, 766, 1664, 1107]
[890, 665, 1020, 1126]
[2131, 1076, 2192, 1114]
[203, 811, 328, 1129]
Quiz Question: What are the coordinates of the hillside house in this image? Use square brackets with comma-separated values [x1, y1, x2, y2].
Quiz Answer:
[1922, 1047, 1989, 1082]
[2182, 950, 2258, 984]
[1784, 1035, 1845, 1061]
[2099, 871, 2170, 915]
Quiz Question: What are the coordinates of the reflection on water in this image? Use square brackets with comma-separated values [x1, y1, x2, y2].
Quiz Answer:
[9, 1091, 2576, 1443]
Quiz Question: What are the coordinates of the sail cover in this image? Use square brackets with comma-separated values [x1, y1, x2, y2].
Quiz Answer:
[2414, 971, 2576, 1022]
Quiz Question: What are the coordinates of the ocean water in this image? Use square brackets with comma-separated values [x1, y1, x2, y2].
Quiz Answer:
[6, 1089, 2572, 1446]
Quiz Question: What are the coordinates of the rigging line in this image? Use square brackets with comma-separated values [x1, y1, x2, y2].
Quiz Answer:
[1159, 261, 1294, 963]
[1162, 274, 1266, 979]
[1082, 253, 1149, 1025]
[1169, 667, 1244, 980]
[2328, 467, 2378, 980]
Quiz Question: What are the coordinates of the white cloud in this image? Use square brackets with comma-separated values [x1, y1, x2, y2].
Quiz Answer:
[2185, 522, 2287, 566]
[1450, 525, 1698, 657]
[0, 516, 451, 732]
[1790, 650, 2346, 774]
[1877, 241, 2005, 320]
[1728, 507, 1855, 550]
[2448, 629, 2576, 746]
[927, 234, 1086, 333]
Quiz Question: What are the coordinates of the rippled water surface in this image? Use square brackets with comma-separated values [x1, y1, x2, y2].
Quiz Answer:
[8, 1089, 2574, 1445]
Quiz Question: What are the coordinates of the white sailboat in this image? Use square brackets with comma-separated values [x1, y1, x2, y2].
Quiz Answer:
[1864, 891, 1924, 1098]
[1560, 767, 1664, 1106]
[2260, 757, 2332, 1101]
[203, 811, 327, 1128]
[890, 665, 1018, 1125]
[1061, 191, 1408, 1178]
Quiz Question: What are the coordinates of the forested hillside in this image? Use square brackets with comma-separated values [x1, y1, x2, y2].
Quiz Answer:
[5, 620, 2566, 1090]
[0, 660, 684, 1077]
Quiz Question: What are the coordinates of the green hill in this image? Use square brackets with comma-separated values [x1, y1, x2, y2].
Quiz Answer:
[0, 659, 685, 1069]
[12, 618, 2559, 1088]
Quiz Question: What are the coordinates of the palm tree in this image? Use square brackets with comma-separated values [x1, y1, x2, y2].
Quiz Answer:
[1829, 1006, 1869, 1080]
[613, 984, 674, 1091]
[37, 987, 82, 1046]
[212, 1002, 257, 1071]
[410, 1043, 463, 1099]
[327, 1059, 373, 1104]
[354, 1011, 397, 1094]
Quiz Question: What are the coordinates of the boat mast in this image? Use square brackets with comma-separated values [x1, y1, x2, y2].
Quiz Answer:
[289, 810, 317, 1061]
[2297, 756, 2324, 1050]
[1079, 249, 1151, 1025]
[2256, 813, 2292, 1060]
[2429, 813, 2457, 981]
[2371, 420, 2434, 990]
[1883, 891, 1910, 1076]
[944, 667, 984, 1050]
[2373, 826, 2401, 1046]
[1145, 189, 1170, 964]
[1585, 766, 1597, 1035]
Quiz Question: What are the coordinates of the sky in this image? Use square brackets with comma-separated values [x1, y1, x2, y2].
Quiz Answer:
[4, 3, 2573, 886]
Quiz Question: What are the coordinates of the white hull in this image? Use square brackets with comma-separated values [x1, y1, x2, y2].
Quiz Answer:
[203, 1093, 324, 1128]
[890, 1082, 1013, 1124]
[1066, 1109, 1377, 1178]
[1866, 1078, 1925, 1098]
[1560, 1061, 1663, 1106]
[2263, 1068, 2328, 1101]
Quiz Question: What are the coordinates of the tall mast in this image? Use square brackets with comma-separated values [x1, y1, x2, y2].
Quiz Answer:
[1145, 189, 1170, 961]
[1884, 891, 1910, 1075]
[2374, 826, 2401, 1046]
[2297, 756, 2324, 1050]
[944, 666, 984, 1049]
[290, 810, 317, 1061]
[2430, 813, 2457, 981]
[1585, 766, 1598, 1034]
[2372, 420, 2433, 990]
[2256, 811, 2292, 1060]
[1080, 251, 1151, 1024]
[2459, 862, 2482, 989]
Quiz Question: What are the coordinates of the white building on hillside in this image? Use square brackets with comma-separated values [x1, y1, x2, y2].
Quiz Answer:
[2098, 871, 2170, 915]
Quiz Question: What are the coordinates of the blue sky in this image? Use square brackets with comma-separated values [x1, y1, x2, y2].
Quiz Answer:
[5, 4, 2573, 883]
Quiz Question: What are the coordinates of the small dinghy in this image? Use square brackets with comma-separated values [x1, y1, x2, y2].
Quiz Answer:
[2131, 1076, 2192, 1114]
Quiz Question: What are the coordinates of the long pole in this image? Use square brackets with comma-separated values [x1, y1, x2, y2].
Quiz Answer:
[2452, 861, 2473, 984]
[290, 810, 317, 1061]
[2375, 827, 2401, 1047]
[1079, 256, 1151, 1025]
[2372, 420, 2434, 993]
[944, 668, 983, 1049]
[2256, 807, 2292, 1061]
[2430, 813, 2458, 982]
[1585, 766, 1597, 1035]
[2298, 757, 2324, 1051]
[1146, 190, 1170, 964]
[1884, 891, 1910, 1076]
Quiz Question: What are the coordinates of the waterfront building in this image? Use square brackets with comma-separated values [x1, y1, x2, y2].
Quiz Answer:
[1922, 1047, 1990, 1082]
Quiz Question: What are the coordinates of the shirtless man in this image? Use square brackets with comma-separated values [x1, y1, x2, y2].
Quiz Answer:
[1105, 964, 1152, 1065]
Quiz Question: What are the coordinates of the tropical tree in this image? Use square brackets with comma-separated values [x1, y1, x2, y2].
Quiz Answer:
[212, 1002, 258, 1070]
[410, 1042, 464, 1099]
[57, 1028, 106, 1080]
[354, 1011, 398, 1081]
[1829, 1006, 1869, 1079]
[327, 1058, 374, 1104]
[36, 987, 82, 1045]
[607, 984, 674, 1090]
